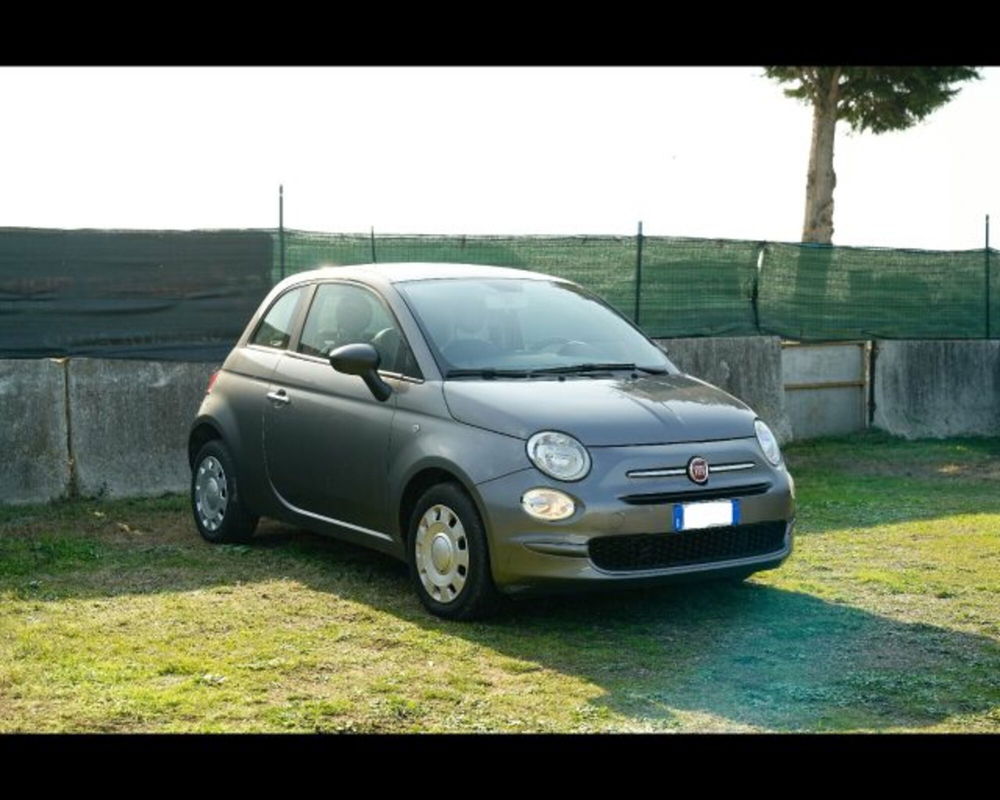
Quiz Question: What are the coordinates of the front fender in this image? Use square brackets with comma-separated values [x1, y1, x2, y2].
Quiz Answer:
[386, 415, 528, 540]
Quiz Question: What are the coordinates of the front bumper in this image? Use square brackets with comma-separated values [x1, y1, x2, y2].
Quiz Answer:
[474, 437, 795, 594]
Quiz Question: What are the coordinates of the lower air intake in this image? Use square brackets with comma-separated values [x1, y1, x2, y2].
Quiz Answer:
[588, 521, 787, 572]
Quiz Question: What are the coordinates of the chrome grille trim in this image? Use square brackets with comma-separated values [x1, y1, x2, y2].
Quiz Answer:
[626, 467, 687, 478]
[709, 462, 756, 473]
[627, 461, 756, 479]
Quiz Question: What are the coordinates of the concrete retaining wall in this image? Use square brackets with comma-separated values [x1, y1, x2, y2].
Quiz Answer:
[0, 359, 71, 504]
[657, 336, 793, 444]
[67, 359, 216, 498]
[4, 339, 999, 504]
[873, 340, 1000, 439]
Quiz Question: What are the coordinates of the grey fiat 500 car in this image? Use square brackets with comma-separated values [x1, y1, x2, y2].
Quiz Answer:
[189, 263, 794, 619]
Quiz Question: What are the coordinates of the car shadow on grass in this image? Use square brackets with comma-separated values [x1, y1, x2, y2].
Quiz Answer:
[5, 513, 998, 732]
[253, 525, 1000, 731]
[485, 580, 1000, 731]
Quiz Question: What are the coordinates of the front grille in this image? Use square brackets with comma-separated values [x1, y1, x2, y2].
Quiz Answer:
[619, 481, 771, 505]
[588, 521, 787, 572]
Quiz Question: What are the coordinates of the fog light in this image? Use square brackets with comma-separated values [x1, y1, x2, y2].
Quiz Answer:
[521, 488, 576, 521]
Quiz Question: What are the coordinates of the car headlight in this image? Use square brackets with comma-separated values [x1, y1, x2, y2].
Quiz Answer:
[521, 488, 576, 521]
[755, 419, 782, 466]
[526, 431, 591, 482]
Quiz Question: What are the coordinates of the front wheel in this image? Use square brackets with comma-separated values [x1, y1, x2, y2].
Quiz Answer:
[191, 439, 258, 544]
[408, 483, 499, 620]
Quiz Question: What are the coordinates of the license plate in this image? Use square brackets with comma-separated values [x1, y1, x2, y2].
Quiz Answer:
[673, 499, 740, 532]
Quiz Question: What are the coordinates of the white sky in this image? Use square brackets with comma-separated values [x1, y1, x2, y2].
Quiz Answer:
[0, 66, 995, 250]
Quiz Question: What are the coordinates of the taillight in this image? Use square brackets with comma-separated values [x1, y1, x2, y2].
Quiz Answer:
[206, 370, 220, 394]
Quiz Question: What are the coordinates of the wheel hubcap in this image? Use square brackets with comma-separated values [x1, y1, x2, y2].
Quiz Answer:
[430, 534, 454, 572]
[194, 456, 228, 532]
[415, 504, 469, 604]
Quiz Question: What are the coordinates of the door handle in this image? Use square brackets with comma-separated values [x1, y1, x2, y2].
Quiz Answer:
[266, 389, 291, 405]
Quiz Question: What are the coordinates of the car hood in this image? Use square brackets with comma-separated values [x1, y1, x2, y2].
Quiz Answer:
[442, 373, 757, 446]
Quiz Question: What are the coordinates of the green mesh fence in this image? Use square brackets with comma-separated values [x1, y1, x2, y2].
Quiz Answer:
[994, 248, 999, 338]
[274, 231, 372, 286]
[279, 230, 639, 320]
[758, 243, 994, 340]
[639, 237, 761, 337]
[275, 229, 998, 341]
[3, 226, 992, 363]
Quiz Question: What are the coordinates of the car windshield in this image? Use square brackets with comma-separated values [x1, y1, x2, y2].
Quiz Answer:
[395, 278, 674, 377]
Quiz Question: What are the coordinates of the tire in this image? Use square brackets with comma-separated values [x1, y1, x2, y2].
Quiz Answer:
[191, 439, 258, 544]
[407, 483, 499, 621]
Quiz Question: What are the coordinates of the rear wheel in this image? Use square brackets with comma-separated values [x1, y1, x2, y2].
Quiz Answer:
[191, 440, 258, 544]
[408, 483, 499, 620]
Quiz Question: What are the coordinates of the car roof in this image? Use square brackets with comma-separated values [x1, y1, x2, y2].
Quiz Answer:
[274, 262, 571, 289]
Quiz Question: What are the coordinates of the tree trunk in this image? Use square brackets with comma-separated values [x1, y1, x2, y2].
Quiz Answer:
[802, 68, 841, 244]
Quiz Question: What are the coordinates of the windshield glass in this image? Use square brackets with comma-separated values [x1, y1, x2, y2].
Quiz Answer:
[395, 278, 674, 376]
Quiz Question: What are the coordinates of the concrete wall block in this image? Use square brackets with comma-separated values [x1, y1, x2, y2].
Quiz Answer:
[0, 359, 71, 504]
[787, 386, 867, 440]
[656, 336, 793, 444]
[873, 340, 1000, 439]
[782, 343, 865, 385]
[782, 343, 868, 441]
[68, 359, 216, 498]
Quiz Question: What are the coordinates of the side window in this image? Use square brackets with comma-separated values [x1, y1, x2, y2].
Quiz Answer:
[250, 286, 305, 350]
[298, 283, 418, 377]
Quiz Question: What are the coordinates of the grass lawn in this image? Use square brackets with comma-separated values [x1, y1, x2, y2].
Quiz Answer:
[1, 431, 998, 733]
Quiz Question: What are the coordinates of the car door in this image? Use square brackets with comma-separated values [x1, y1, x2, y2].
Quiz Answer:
[228, 283, 312, 510]
[262, 280, 409, 536]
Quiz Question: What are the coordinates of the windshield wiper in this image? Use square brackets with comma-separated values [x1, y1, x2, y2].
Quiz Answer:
[445, 368, 532, 379]
[529, 362, 668, 375]
[445, 364, 669, 379]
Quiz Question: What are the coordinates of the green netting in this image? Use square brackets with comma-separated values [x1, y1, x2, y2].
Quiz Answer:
[758, 243, 993, 340]
[275, 231, 372, 286]
[274, 230, 998, 342]
[280, 230, 638, 320]
[993, 248, 999, 338]
[0, 227, 272, 361]
[639, 237, 760, 337]
[3, 226, 992, 363]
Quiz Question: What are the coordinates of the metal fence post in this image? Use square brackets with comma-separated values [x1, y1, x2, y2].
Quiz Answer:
[278, 184, 285, 284]
[986, 214, 992, 339]
[634, 221, 643, 326]
[753, 242, 765, 334]
[370, 226, 377, 263]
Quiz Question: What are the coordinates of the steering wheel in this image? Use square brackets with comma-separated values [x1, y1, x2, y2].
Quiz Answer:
[370, 327, 401, 367]
[527, 337, 573, 352]
[528, 337, 596, 356]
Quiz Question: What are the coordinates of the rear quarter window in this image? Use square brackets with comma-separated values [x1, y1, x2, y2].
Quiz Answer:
[250, 286, 306, 349]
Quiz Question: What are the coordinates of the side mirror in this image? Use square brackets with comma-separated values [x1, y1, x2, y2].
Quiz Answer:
[329, 343, 393, 402]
